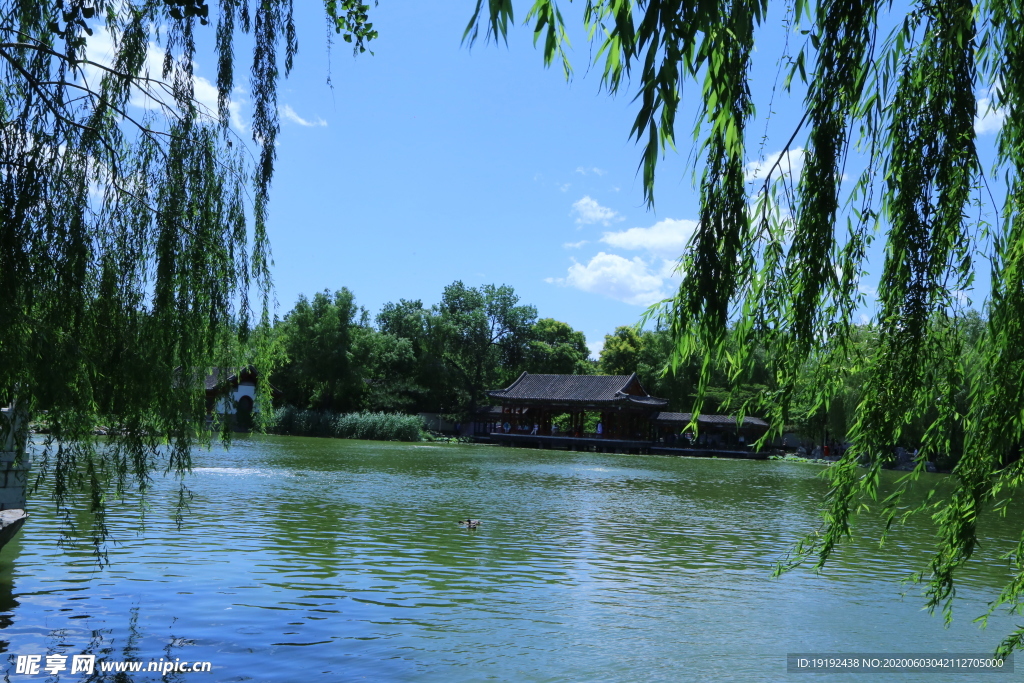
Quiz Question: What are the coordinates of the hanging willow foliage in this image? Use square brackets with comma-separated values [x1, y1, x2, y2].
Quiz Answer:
[0, 0, 377, 553]
[469, 0, 1024, 656]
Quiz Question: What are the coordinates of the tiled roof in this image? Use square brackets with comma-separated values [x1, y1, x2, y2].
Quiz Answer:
[204, 366, 279, 395]
[472, 405, 504, 416]
[205, 367, 246, 391]
[177, 366, 279, 397]
[204, 368, 226, 392]
[653, 412, 769, 427]
[488, 373, 668, 407]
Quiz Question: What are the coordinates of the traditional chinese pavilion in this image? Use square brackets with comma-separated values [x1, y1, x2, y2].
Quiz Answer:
[651, 412, 770, 448]
[481, 373, 770, 458]
[486, 372, 668, 440]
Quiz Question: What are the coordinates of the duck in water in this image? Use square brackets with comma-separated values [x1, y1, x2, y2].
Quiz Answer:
[458, 519, 481, 530]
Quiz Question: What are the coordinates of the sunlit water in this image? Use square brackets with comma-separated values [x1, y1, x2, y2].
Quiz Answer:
[1, 437, 1020, 681]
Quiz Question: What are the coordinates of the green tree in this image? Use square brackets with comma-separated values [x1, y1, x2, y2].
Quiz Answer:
[526, 318, 593, 375]
[468, 0, 1024, 652]
[598, 326, 641, 376]
[376, 298, 449, 412]
[273, 289, 366, 413]
[350, 328, 422, 413]
[434, 281, 537, 416]
[0, 1, 379, 545]
[631, 328, 696, 410]
[599, 325, 767, 414]
[599, 327, 686, 406]
[378, 299, 432, 343]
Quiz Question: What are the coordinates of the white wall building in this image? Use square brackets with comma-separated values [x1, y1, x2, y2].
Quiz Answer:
[206, 367, 275, 415]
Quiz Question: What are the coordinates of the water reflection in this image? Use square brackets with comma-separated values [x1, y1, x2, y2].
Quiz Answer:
[0, 438, 1019, 681]
[0, 566, 17, 654]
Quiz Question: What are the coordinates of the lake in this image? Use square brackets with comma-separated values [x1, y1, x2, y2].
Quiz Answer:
[0, 437, 1019, 681]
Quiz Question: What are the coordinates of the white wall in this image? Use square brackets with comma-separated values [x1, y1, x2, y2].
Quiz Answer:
[215, 382, 259, 415]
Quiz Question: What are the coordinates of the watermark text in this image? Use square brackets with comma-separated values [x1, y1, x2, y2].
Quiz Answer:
[15, 654, 212, 676]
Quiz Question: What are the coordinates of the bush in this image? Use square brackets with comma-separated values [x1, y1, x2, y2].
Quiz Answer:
[271, 407, 422, 442]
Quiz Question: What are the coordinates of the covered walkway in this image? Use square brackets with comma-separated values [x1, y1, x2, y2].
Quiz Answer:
[486, 431, 768, 459]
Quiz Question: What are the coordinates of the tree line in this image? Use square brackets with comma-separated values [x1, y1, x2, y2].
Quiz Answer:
[270, 281, 592, 418]
[270, 280, 749, 420]
[605, 310, 988, 470]
[271, 281, 988, 469]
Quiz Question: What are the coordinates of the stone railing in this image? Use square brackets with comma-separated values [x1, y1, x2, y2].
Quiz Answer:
[0, 406, 30, 510]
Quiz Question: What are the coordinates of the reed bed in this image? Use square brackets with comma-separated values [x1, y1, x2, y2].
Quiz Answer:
[271, 407, 423, 442]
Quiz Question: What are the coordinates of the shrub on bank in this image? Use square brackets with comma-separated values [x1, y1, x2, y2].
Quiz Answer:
[271, 407, 423, 442]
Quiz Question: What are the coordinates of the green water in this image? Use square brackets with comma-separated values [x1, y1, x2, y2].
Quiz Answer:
[1, 437, 1020, 681]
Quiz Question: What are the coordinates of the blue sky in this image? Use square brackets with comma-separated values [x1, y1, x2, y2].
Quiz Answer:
[264, 2, 710, 358]
[91, 3, 1006, 358]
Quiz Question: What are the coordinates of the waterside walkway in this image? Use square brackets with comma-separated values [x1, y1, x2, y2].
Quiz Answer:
[485, 432, 768, 459]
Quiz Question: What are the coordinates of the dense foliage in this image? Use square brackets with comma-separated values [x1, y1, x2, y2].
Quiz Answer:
[467, 0, 1024, 653]
[272, 289, 367, 414]
[599, 325, 768, 417]
[271, 281, 595, 419]
[0, 0, 378, 548]
[7, 0, 1022, 654]
[271, 286, 987, 460]
[271, 407, 422, 442]
[529, 318, 594, 375]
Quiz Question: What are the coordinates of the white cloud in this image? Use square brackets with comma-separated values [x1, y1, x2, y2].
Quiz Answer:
[563, 240, 589, 249]
[658, 258, 682, 279]
[280, 104, 327, 127]
[572, 196, 622, 226]
[552, 252, 670, 306]
[559, 183, 571, 192]
[744, 147, 805, 183]
[600, 218, 698, 258]
[976, 86, 1006, 135]
[586, 338, 604, 360]
[194, 77, 246, 131]
[575, 166, 606, 176]
[551, 216, 692, 305]
[82, 26, 246, 132]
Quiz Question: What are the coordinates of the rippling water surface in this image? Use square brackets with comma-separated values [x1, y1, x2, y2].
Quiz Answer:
[1, 438, 1020, 681]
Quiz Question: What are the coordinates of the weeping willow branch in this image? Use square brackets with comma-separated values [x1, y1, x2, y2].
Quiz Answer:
[467, 0, 1024, 656]
[0, 0, 378, 559]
